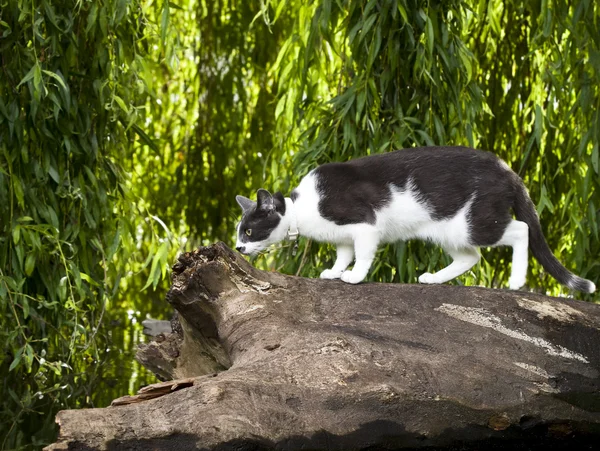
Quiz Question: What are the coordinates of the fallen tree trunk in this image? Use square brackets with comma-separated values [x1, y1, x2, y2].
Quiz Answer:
[47, 243, 600, 450]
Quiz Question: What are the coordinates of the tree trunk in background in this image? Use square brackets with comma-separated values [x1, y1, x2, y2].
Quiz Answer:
[47, 243, 600, 450]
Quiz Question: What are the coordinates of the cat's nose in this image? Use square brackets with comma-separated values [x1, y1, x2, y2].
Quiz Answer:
[236, 246, 245, 253]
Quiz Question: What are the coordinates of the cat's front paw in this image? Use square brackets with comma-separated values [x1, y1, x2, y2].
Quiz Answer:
[508, 277, 526, 290]
[340, 270, 365, 284]
[320, 269, 343, 279]
[418, 272, 439, 284]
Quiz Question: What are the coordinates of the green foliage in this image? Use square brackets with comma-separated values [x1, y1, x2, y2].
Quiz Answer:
[470, 0, 600, 292]
[1, 0, 599, 448]
[129, 0, 294, 245]
[0, 0, 177, 447]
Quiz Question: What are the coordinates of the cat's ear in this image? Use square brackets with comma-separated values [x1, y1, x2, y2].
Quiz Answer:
[236, 195, 256, 212]
[256, 189, 274, 212]
[273, 192, 286, 214]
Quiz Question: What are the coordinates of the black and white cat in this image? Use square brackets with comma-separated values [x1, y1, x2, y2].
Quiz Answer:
[235, 146, 596, 293]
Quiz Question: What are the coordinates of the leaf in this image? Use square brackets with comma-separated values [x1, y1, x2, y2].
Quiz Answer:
[2, 276, 17, 291]
[13, 178, 25, 208]
[168, 1, 184, 10]
[592, 142, 599, 174]
[107, 226, 121, 260]
[47, 206, 59, 229]
[361, 15, 378, 42]
[151, 215, 171, 236]
[269, 37, 293, 75]
[58, 276, 69, 302]
[80, 272, 100, 287]
[14, 243, 24, 270]
[278, 60, 295, 89]
[90, 237, 103, 251]
[99, 6, 108, 36]
[534, 104, 543, 147]
[275, 96, 286, 119]
[86, 3, 98, 33]
[113, 95, 129, 114]
[416, 129, 434, 146]
[43, 1, 61, 31]
[367, 25, 382, 68]
[459, 48, 472, 84]
[16, 64, 38, 89]
[12, 225, 21, 245]
[537, 184, 555, 215]
[425, 16, 434, 57]
[84, 166, 98, 188]
[115, 0, 129, 23]
[42, 70, 69, 93]
[24, 343, 34, 372]
[155, 241, 170, 283]
[542, 5, 552, 37]
[161, 1, 170, 45]
[130, 123, 160, 154]
[356, 89, 367, 122]
[25, 253, 36, 276]
[250, 9, 265, 28]
[33, 62, 42, 92]
[9, 346, 24, 372]
[274, 0, 288, 22]
[142, 241, 169, 291]
[348, 20, 363, 43]
[397, 2, 409, 23]
[71, 263, 82, 291]
[22, 296, 30, 319]
[48, 164, 60, 183]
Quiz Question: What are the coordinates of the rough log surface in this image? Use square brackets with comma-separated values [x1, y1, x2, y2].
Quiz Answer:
[48, 242, 600, 450]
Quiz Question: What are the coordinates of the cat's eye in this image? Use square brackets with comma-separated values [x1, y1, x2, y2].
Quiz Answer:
[245, 229, 252, 237]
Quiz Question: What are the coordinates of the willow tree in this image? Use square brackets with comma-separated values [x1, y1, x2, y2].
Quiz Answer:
[0, 0, 176, 447]
[469, 0, 600, 291]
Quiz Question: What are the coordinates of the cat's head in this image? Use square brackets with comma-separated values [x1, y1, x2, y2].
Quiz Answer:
[235, 189, 287, 255]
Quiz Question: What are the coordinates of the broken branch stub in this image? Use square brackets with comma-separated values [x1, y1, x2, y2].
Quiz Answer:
[48, 242, 600, 450]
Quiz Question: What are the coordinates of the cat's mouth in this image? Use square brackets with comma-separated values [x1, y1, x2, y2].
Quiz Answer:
[235, 244, 265, 256]
[236, 245, 250, 255]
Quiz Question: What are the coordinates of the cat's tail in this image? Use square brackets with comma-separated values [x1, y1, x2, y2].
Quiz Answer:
[513, 182, 596, 293]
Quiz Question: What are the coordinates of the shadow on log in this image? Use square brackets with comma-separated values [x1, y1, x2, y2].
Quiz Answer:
[47, 242, 600, 450]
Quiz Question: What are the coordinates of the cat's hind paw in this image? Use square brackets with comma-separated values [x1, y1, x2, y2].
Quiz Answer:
[320, 269, 343, 279]
[340, 270, 365, 284]
[418, 272, 439, 284]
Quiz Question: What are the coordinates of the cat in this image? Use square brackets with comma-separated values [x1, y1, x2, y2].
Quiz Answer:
[235, 146, 596, 293]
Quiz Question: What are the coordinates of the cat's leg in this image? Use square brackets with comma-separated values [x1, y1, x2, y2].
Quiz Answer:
[320, 244, 354, 279]
[495, 219, 529, 290]
[340, 231, 379, 284]
[418, 247, 480, 284]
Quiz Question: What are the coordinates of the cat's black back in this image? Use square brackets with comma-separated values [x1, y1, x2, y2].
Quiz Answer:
[313, 146, 519, 245]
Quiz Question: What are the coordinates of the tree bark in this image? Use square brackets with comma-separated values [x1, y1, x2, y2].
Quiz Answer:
[47, 242, 600, 450]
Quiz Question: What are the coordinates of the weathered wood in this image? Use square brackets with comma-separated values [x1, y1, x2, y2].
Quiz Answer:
[47, 242, 600, 450]
[111, 378, 195, 406]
